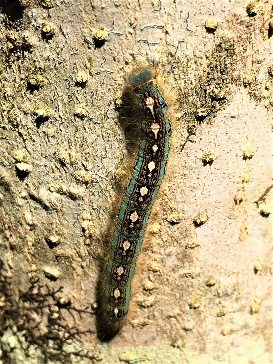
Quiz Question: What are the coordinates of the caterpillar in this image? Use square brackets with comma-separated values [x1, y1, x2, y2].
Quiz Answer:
[97, 67, 171, 341]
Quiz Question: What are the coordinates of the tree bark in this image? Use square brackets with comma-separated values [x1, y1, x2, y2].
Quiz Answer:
[0, 0, 272, 363]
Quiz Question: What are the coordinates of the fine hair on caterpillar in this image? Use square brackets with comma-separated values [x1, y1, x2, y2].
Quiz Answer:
[96, 66, 171, 341]
[118, 82, 146, 155]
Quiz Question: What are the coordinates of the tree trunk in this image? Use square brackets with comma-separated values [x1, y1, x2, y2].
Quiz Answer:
[0, 0, 272, 363]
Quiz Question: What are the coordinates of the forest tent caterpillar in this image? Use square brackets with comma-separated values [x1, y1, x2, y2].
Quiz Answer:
[97, 67, 171, 340]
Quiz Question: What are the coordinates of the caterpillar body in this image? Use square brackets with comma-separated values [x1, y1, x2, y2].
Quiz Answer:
[98, 67, 171, 340]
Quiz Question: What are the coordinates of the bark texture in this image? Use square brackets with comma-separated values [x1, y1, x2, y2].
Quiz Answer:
[0, 0, 272, 363]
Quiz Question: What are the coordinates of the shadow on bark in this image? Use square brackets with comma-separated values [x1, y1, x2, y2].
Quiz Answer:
[0, 0, 24, 22]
